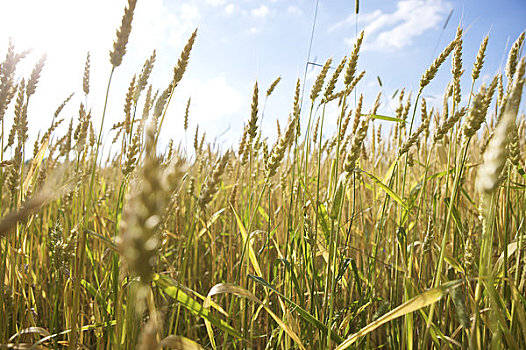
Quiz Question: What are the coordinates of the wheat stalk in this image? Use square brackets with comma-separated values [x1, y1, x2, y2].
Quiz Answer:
[344, 31, 364, 86]
[477, 58, 524, 196]
[109, 0, 137, 67]
[472, 36, 488, 81]
[419, 30, 460, 94]
[83, 52, 90, 96]
[172, 29, 197, 89]
[266, 76, 281, 97]
[505, 31, 525, 82]
[134, 50, 156, 103]
[266, 115, 296, 180]
[311, 58, 332, 102]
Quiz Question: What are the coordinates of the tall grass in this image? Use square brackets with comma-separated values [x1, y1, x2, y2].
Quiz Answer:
[0, 2, 525, 349]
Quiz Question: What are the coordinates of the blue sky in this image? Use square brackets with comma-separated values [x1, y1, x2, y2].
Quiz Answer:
[0, 0, 525, 152]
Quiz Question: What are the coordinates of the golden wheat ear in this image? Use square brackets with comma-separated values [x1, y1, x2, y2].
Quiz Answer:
[109, 0, 137, 68]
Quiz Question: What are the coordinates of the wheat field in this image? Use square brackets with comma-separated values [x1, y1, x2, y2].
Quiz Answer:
[1, 1, 525, 349]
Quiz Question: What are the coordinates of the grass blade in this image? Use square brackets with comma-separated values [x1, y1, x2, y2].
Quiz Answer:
[358, 169, 410, 211]
[231, 206, 263, 277]
[152, 274, 242, 339]
[206, 283, 306, 350]
[249, 274, 344, 344]
[336, 280, 462, 349]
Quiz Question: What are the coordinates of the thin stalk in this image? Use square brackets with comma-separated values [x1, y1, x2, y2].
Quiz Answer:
[311, 102, 326, 319]
[70, 67, 114, 350]
[423, 139, 471, 347]
[324, 93, 347, 348]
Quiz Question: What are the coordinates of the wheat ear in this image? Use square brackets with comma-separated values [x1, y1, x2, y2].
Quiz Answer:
[419, 31, 459, 94]
[109, 0, 137, 67]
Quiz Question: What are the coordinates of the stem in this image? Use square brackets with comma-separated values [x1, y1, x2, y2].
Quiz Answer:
[423, 139, 471, 347]
[70, 67, 114, 350]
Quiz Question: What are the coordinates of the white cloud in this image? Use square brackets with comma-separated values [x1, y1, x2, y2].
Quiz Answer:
[0, 0, 121, 54]
[163, 76, 245, 144]
[0, 0, 201, 144]
[0, 0, 125, 134]
[225, 3, 235, 15]
[188, 76, 244, 122]
[251, 5, 270, 18]
[133, 0, 200, 52]
[330, 10, 382, 33]
[287, 6, 302, 16]
[206, 0, 226, 6]
[248, 27, 262, 35]
[339, 0, 452, 52]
